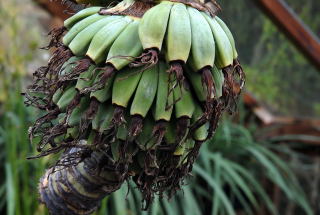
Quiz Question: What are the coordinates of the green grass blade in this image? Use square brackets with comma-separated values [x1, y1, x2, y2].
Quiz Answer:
[193, 164, 236, 215]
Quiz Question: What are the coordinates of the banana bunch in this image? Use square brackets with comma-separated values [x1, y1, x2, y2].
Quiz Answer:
[26, 0, 244, 213]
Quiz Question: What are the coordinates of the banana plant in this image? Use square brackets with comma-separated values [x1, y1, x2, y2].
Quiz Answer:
[25, 0, 245, 214]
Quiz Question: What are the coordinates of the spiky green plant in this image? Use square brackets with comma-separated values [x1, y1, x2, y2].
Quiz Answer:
[94, 120, 313, 215]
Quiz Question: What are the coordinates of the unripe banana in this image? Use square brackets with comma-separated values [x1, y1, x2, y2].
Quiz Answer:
[191, 103, 209, 142]
[92, 103, 107, 131]
[63, 14, 106, 46]
[164, 121, 176, 145]
[111, 140, 121, 161]
[56, 87, 78, 111]
[139, 1, 173, 51]
[174, 144, 185, 156]
[64, 7, 102, 30]
[178, 139, 195, 165]
[173, 80, 195, 119]
[185, 67, 214, 102]
[75, 65, 96, 91]
[65, 126, 79, 139]
[58, 56, 82, 76]
[52, 88, 63, 105]
[68, 16, 122, 56]
[202, 13, 233, 69]
[187, 7, 215, 71]
[116, 123, 128, 141]
[153, 61, 173, 122]
[112, 66, 143, 108]
[53, 134, 65, 145]
[215, 16, 238, 59]
[212, 66, 224, 98]
[97, 104, 115, 133]
[136, 116, 157, 150]
[87, 17, 132, 64]
[173, 80, 195, 144]
[166, 3, 191, 63]
[92, 103, 114, 132]
[128, 65, 158, 138]
[90, 69, 115, 103]
[107, 20, 143, 70]
[130, 65, 158, 118]
[67, 96, 90, 126]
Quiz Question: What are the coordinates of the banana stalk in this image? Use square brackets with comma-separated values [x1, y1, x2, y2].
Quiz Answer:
[39, 148, 127, 215]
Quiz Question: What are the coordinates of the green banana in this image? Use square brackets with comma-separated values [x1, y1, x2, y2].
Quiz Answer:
[178, 139, 195, 167]
[136, 116, 156, 150]
[53, 113, 67, 143]
[173, 81, 195, 119]
[68, 16, 122, 56]
[64, 7, 102, 30]
[92, 103, 108, 131]
[166, 3, 191, 63]
[174, 144, 185, 156]
[67, 96, 90, 126]
[87, 17, 132, 64]
[111, 140, 121, 161]
[106, 20, 143, 70]
[75, 65, 96, 91]
[92, 103, 114, 132]
[139, 1, 173, 51]
[173, 80, 195, 144]
[130, 65, 158, 118]
[128, 65, 158, 138]
[52, 88, 63, 105]
[116, 123, 128, 141]
[56, 87, 78, 111]
[65, 126, 79, 139]
[187, 7, 215, 71]
[153, 62, 174, 122]
[212, 66, 224, 98]
[86, 130, 95, 145]
[215, 16, 238, 59]
[57, 113, 66, 124]
[63, 14, 106, 46]
[185, 67, 214, 102]
[164, 121, 176, 144]
[191, 103, 209, 142]
[97, 104, 115, 133]
[179, 139, 195, 165]
[90, 69, 115, 103]
[173, 144, 185, 156]
[112, 66, 143, 108]
[53, 134, 65, 145]
[202, 13, 233, 68]
[58, 56, 82, 76]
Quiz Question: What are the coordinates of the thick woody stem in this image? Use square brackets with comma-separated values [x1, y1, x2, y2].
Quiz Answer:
[39, 149, 127, 215]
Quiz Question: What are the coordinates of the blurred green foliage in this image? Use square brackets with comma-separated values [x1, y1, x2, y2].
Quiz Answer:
[219, 0, 320, 116]
[0, 0, 319, 214]
[0, 1, 49, 214]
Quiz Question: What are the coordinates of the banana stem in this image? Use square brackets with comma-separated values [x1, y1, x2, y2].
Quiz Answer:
[39, 148, 127, 215]
[99, 0, 136, 14]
